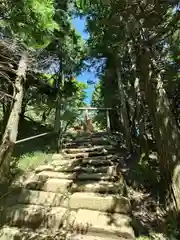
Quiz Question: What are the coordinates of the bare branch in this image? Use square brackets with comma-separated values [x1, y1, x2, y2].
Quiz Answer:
[0, 90, 15, 102]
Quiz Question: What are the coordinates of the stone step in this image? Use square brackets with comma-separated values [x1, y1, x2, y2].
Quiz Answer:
[68, 234, 133, 240]
[0, 226, 133, 240]
[17, 190, 131, 213]
[0, 226, 61, 240]
[70, 180, 124, 194]
[36, 171, 118, 181]
[55, 165, 119, 174]
[52, 154, 118, 167]
[63, 146, 115, 154]
[24, 178, 72, 193]
[65, 138, 111, 148]
[3, 205, 134, 239]
[52, 153, 117, 160]
[55, 149, 116, 160]
[74, 132, 109, 141]
[24, 178, 124, 194]
[35, 164, 120, 175]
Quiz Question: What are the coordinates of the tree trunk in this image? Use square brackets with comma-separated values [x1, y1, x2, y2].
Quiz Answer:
[0, 53, 28, 181]
[1, 98, 11, 137]
[116, 62, 132, 151]
[54, 62, 64, 152]
[134, 77, 149, 156]
[137, 46, 180, 210]
[20, 101, 27, 123]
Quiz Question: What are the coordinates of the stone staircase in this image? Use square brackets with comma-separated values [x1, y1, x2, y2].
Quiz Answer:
[0, 132, 135, 240]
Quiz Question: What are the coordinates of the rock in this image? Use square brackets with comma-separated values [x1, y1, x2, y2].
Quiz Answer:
[36, 171, 118, 181]
[63, 146, 115, 154]
[17, 190, 131, 214]
[4, 206, 134, 238]
[24, 178, 73, 193]
[35, 165, 55, 173]
[24, 178, 123, 194]
[68, 192, 131, 214]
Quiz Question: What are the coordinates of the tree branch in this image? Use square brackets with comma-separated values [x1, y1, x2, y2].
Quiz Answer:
[0, 91, 15, 102]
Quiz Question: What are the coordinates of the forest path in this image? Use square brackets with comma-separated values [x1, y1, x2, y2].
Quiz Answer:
[0, 132, 135, 240]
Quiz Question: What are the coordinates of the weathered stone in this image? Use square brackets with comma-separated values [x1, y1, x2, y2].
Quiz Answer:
[36, 171, 117, 181]
[35, 165, 55, 173]
[63, 145, 115, 154]
[0, 226, 134, 240]
[68, 193, 131, 214]
[3, 205, 134, 239]
[17, 189, 69, 206]
[17, 190, 130, 214]
[25, 178, 73, 193]
[53, 150, 115, 161]
[54, 165, 120, 175]
[4, 204, 77, 230]
[52, 155, 116, 168]
[71, 180, 123, 194]
[52, 159, 81, 167]
[24, 177, 123, 194]
[52, 153, 70, 160]
[73, 209, 135, 239]
[67, 234, 128, 240]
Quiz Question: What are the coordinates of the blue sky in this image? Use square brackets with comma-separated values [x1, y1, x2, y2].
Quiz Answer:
[72, 17, 98, 105]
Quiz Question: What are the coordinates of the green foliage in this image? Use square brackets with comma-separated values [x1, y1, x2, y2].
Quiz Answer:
[0, 0, 59, 47]
[23, 74, 88, 131]
[91, 80, 106, 129]
[131, 153, 159, 190]
[17, 151, 51, 172]
[165, 213, 179, 239]
[61, 80, 88, 130]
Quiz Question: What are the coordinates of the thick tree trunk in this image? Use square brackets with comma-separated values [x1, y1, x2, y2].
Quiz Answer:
[1, 98, 11, 136]
[137, 46, 180, 210]
[116, 63, 132, 151]
[134, 77, 149, 157]
[129, 44, 149, 154]
[0, 54, 28, 181]
[54, 63, 64, 152]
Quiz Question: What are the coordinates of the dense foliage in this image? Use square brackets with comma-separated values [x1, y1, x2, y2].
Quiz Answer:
[76, 0, 180, 236]
[0, 0, 88, 177]
[1, 0, 180, 238]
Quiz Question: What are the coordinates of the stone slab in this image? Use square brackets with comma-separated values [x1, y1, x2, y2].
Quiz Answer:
[68, 192, 131, 214]
[74, 209, 135, 239]
[24, 178, 123, 194]
[51, 155, 117, 168]
[53, 165, 120, 175]
[35, 165, 55, 173]
[17, 189, 68, 207]
[4, 204, 76, 230]
[24, 178, 73, 193]
[63, 146, 115, 154]
[3, 206, 134, 239]
[17, 190, 131, 214]
[36, 171, 117, 181]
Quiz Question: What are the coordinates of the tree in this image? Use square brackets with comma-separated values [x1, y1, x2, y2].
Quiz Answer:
[0, 41, 28, 180]
[0, 0, 62, 180]
[91, 80, 106, 130]
[77, 0, 180, 211]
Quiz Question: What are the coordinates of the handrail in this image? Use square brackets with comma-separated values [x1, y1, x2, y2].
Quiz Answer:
[78, 107, 112, 110]
[14, 107, 113, 145]
[15, 132, 53, 144]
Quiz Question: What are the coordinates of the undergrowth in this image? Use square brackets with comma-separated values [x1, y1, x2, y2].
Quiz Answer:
[124, 148, 179, 240]
[16, 151, 51, 172]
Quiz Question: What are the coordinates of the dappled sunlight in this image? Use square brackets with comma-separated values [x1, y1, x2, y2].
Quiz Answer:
[0, 132, 135, 239]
